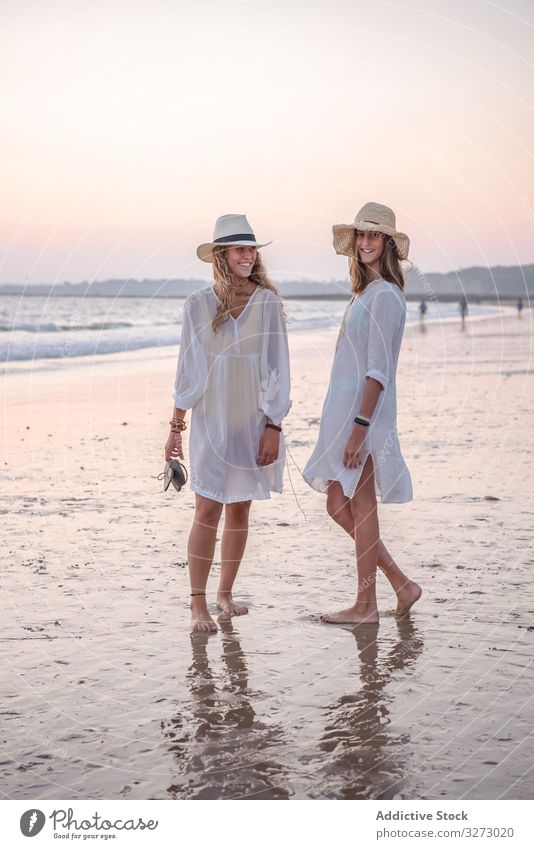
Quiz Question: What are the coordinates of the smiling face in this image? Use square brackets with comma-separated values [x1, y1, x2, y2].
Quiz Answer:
[226, 245, 258, 279]
[356, 229, 385, 274]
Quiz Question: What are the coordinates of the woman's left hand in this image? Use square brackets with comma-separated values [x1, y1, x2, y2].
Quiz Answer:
[343, 424, 367, 469]
[257, 427, 280, 466]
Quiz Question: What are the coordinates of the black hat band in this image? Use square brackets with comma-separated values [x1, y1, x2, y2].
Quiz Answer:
[213, 233, 257, 244]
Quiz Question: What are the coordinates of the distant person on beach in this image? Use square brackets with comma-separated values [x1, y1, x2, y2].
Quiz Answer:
[165, 214, 291, 633]
[419, 299, 427, 322]
[517, 297, 524, 317]
[303, 202, 421, 625]
[459, 295, 468, 327]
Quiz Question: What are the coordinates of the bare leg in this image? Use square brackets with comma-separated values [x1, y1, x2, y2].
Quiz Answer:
[379, 542, 422, 616]
[321, 455, 380, 625]
[217, 500, 251, 616]
[187, 494, 223, 632]
[326, 479, 422, 616]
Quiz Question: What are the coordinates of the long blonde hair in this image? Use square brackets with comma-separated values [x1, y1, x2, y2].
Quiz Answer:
[348, 235, 407, 295]
[211, 246, 286, 333]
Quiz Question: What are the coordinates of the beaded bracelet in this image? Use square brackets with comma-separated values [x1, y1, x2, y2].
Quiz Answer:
[265, 422, 282, 432]
[169, 419, 187, 432]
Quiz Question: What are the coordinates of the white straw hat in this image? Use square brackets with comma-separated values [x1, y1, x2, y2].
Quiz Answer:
[332, 202, 410, 261]
[196, 213, 272, 263]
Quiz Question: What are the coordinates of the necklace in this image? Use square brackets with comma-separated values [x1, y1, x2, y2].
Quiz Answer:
[233, 283, 256, 298]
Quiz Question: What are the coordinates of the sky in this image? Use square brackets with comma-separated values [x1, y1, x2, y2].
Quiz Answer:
[1, 0, 534, 284]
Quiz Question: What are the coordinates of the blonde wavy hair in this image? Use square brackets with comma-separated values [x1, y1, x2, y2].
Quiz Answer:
[211, 246, 286, 333]
[348, 235, 408, 295]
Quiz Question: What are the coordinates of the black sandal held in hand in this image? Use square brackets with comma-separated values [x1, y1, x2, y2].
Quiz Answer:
[158, 459, 188, 493]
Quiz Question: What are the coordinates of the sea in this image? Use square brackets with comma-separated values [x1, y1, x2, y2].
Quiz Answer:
[0, 292, 507, 365]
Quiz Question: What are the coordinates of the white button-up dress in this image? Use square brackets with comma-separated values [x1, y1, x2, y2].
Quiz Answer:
[173, 285, 292, 504]
[303, 279, 413, 503]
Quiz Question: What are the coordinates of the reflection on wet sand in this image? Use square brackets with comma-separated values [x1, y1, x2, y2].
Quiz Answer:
[163, 616, 423, 799]
[314, 619, 424, 799]
[164, 618, 290, 799]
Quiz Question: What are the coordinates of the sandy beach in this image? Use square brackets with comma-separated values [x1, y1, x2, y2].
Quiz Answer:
[1, 308, 533, 800]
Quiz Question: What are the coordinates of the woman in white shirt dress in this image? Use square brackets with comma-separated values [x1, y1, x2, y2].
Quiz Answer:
[303, 203, 421, 626]
[165, 215, 291, 633]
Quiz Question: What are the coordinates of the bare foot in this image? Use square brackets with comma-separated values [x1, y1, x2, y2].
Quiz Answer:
[395, 581, 422, 617]
[320, 603, 379, 626]
[216, 592, 249, 616]
[190, 597, 218, 633]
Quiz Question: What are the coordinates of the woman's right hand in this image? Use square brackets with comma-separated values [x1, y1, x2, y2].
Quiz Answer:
[165, 431, 184, 461]
[343, 424, 366, 469]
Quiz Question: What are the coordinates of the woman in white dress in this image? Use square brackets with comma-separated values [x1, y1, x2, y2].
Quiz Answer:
[303, 203, 421, 626]
[165, 214, 291, 633]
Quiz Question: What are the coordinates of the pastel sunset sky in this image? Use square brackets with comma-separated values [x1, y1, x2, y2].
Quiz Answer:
[2, 0, 533, 284]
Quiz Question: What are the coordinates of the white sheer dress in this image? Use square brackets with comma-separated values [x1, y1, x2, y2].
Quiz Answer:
[303, 279, 413, 503]
[173, 285, 292, 504]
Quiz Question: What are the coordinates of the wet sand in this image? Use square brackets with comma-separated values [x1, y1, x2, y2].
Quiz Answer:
[1, 309, 533, 800]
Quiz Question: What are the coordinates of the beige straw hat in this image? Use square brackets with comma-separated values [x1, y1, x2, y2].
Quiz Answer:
[197, 213, 272, 263]
[332, 202, 410, 261]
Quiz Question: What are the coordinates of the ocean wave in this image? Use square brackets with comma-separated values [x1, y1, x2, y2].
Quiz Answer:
[1, 327, 182, 362]
[0, 320, 135, 333]
[1, 316, 339, 361]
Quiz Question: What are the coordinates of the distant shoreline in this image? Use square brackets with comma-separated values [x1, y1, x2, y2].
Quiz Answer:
[1, 262, 532, 303]
[0, 292, 529, 303]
